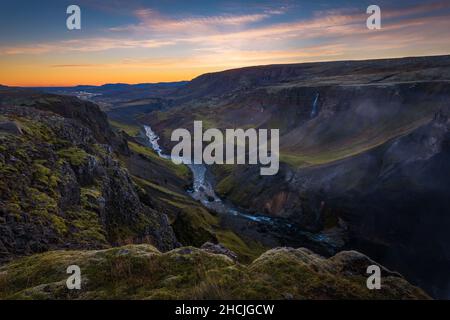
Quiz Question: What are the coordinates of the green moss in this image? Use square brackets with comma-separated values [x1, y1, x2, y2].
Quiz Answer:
[67, 210, 107, 244]
[132, 175, 185, 200]
[215, 175, 235, 197]
[14, 148, 29, 161]
[57, 147, 89, 166]
[151, 111, 169, 121]
[280, 116, 433, 168]
[80, 187, 102, 211]
[0, 250, 82, 298]
[218, 178, 256, 206]
[0, 164, 19, 175]
[32, 161, 60, 191]
[0, 245, 429, 300]
[26, 187, 58, 219]
[215, 230, 267, 264]
[109, 120, 141, 137]
[91, 143, 109, 158]
[128, 141, 190, 180]
[51, 215, 68, 235]
[17, 119, 54, 142]
[4, 202, 21, 219]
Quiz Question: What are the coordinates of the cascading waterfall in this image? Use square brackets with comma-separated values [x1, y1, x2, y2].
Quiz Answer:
[310, 93, 319, 118]
[144, 125, 167, 158]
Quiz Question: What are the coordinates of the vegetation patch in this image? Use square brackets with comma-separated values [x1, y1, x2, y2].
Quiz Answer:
[128, 141, 190, 180]
[0, 245, 429, 300]
[109, 120, 141, 137]
[57, 147, 89, 166]
[67, 209, 107, 244]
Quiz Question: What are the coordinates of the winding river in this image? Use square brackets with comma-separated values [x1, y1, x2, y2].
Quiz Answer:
[144, 125, 274, 222]
[143, 125, 343, 254]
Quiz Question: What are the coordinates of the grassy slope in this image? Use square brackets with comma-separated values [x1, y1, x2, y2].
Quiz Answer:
[109, 120, 141, 137]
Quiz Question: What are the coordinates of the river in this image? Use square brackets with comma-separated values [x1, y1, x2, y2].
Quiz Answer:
[143, 125, 343, 255]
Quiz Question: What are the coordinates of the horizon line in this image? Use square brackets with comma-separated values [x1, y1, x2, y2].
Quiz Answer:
[5, 53, 450, 88]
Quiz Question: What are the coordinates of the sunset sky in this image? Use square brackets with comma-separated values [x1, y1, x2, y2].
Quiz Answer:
[1, 0, 450, 86]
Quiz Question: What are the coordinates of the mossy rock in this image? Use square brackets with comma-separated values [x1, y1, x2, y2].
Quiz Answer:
[0, 245, 430, 300]
[57, 147, 89, 167]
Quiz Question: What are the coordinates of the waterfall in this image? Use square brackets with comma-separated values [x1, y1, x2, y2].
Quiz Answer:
[144, 125, 167, 158]
[310, 93, 319, 118]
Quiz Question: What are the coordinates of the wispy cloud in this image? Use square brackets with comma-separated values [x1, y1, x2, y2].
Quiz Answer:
[109, 6, 285, 33]
[0, 38, 175, 55]
[2, 2, 449, 58]
[174, 2, 450, 52]
[50, 64, 98, 68]
[48, 43, 346, 71]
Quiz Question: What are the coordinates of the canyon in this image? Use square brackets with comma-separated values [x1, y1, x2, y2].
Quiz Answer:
[1, 55, 450, 299]
[142, 55, 450, 298]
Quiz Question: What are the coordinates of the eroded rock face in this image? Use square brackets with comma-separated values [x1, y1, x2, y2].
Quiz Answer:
[0, 89, 177, 262]
[209, 103, 450, 297]
[0, 244, 430, 300]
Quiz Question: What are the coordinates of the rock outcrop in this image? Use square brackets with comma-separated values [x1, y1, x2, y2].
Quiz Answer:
[0, 89, 178, 262]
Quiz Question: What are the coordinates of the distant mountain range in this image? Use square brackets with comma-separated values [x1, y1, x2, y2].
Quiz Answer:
[35, 81, 188, 94]
[34, 81, 188, 105]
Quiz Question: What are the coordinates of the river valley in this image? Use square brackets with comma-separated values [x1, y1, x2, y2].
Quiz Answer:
[143, 125, 345, 256]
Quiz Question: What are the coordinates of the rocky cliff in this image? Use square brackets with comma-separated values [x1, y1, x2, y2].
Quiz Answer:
[0, 88, 178, 262]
